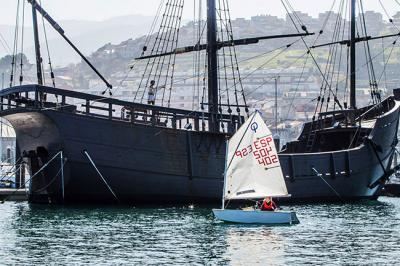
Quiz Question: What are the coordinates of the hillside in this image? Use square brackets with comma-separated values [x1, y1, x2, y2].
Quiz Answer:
[0, 14, 154, 66]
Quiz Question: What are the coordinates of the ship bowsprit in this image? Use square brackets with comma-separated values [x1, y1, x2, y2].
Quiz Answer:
[0, 85, 399, 204]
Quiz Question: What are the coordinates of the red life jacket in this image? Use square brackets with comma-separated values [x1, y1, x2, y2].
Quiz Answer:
[261, 200, 276, 211]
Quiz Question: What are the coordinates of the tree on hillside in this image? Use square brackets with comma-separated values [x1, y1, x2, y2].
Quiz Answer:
[0, 53, 30, 69]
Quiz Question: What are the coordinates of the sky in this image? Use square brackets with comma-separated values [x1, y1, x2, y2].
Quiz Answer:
[0, 0, 399, 25]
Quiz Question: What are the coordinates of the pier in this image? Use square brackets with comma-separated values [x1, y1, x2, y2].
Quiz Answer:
[0, 188, 28, 202]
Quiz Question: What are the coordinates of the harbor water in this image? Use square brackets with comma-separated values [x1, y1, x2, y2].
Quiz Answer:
[1, 198, 400, 265]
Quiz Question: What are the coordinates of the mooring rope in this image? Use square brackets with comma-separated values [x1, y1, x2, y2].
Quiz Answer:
[312, 167, 344, 202]
[83, 150, 120, 203]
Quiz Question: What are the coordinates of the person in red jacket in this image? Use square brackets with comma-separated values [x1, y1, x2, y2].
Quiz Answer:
[260, 197, 277, 211]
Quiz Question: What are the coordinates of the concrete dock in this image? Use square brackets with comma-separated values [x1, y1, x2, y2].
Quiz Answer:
[0, 188, 28, 201]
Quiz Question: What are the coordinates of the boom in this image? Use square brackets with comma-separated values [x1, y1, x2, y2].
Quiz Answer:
[136, 33, 314, 60]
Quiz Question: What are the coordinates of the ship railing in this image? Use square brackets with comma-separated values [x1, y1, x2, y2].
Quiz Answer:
[316, 96, 394, 128]
[355, 97, 395, 122]
[0, 84, 242, 133]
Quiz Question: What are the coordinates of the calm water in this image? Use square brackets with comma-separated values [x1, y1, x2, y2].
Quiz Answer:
[1, 198, 400, 265]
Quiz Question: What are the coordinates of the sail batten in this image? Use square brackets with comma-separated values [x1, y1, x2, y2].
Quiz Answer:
[224, 112, 288, 200]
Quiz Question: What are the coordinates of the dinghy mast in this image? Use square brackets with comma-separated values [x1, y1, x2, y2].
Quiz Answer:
[222, 139, 229, 210]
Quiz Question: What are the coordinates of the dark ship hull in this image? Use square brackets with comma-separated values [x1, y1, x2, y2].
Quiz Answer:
[11, 109, 227, 204]
[2, 85, 399, 204]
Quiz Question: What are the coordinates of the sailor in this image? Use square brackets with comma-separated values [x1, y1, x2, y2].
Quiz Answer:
[147, 80, 165, 105]
[260, 197, 277, 211]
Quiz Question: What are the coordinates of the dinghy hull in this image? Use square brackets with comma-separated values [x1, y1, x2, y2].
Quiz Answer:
[212, 209, 299, 225]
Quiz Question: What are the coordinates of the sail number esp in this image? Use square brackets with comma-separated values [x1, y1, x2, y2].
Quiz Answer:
[235, 136, 278, 166]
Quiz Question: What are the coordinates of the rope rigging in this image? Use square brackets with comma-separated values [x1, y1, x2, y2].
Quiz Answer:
[137, 0, 176, 103]
[26, 0, 393, 134]
[166, 1, 185, 107]
[216, 2, 225, 129]
[131, 0, 165, 100]
[382, 0, 400, 32]
[152, 0, 182, 105]
[8, 0, 57, 89]
[283, 55, 311, 121]
[222, 0, 249, 117]
[134, 0, 185, 106]
[0, 33, 11, 55]
[359, 0, 380, 105]
[245, 48, 308, 99]
[376, 0, 400, 92]
[282, 0, 398, 121]
[321, 0, 349, 113]
[10, 0, 21, 87]
[282, 0, 341, 114]
[278, 0, 400, 151]
[251, 0, 343, 130]
[130, 0, 250, 132]
[39, 0, 56, 88]
[18, 1, 25, 86]
[333, 1, 348, 111]
[214, 0, 249, 125]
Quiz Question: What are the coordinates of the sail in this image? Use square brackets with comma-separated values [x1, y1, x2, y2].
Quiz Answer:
[224, 111, 288, 200]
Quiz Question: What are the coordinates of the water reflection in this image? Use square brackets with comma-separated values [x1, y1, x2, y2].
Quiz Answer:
[222, 225, 284, 265]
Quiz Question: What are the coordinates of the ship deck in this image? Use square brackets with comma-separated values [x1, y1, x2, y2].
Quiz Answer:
[0, 84, 244, 134]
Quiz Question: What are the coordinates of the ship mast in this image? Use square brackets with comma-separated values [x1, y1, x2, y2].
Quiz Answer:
[350, 0, 356, 109]
[31, 1, 43, 85]
[207, 0, 219, 132]
[28, 0, 113, 91]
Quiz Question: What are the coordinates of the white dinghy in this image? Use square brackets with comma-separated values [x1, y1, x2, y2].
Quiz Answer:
[213, 111, 299, 225]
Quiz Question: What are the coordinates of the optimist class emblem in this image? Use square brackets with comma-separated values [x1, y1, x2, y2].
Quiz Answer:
[251, 122, 258, 133]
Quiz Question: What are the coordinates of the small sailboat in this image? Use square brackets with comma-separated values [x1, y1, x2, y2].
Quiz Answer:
[213, 111, 299, 225]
